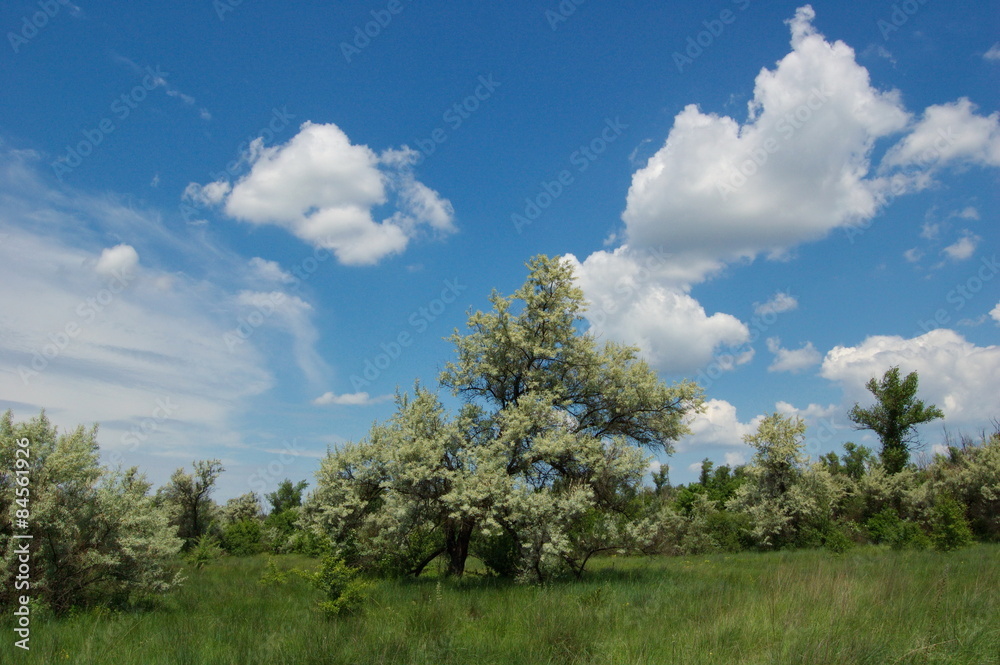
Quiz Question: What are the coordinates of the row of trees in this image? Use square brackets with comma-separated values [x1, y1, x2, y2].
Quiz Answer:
[1, 255, 996, 613]
[296, 256, 997, 581]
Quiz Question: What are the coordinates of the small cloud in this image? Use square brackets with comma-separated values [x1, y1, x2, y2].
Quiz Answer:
[991, 302, 1000, 325]
[183, 180, 231, 207]
[984, 43, 1000, 62]
[903, 248, 923, 263]
[919, 221, 940, 240]
[95, 244, 139, 278]
[766, 338, 821, 373]
[150, 173, 160, 188]
[956, 206, 979, 220]
[312, 391, 391, 406]
[753, 291, 798, 317]
[942, 232, 980, 262]
[248, 257, 295, 284]
[956, 314, 987, 327]
[723, 452, 746, 467]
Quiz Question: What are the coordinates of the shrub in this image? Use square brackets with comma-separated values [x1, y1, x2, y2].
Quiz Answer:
[864, 508, 928, 550]
[929, 495, 974, 552]
[0, 411, 183, 615]
[471, 530, 520, 577]
[187, 534, 223, 569]
[222, 518, 264, 556]
[301, 555, 371, 618]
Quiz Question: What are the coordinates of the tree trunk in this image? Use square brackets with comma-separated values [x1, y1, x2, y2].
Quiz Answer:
[444, 519, 474, 576]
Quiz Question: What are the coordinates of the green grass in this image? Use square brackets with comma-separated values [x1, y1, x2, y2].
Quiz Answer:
[9, 546, 999, 664]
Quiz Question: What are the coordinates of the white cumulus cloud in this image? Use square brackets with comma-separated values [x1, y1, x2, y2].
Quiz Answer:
[621, 5, 910, 270]
[881, 98, 1000, 170]
[189, 122, 455, 266]
[754, 292, 798, 317]
[766, 338, 822, 373]
[95, 244, 139, 278]
[820, 329, 1000, 428]
[942, 232, 980, 262]
[565, 250, 748, 373]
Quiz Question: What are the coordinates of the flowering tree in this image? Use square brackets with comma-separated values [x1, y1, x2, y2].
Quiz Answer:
[306, 255, 703, 580]
[0, 411, 182, 614]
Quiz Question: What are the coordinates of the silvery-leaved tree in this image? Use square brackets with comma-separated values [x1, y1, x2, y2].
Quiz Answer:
[442, 256, 703, 579]
[307, 255, 703, 581]
[0, 411, 182, 614]
[726, 413, 842, 549]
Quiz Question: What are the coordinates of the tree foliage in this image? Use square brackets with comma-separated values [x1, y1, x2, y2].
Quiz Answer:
[305, 255, 703, 581]
[0, 411, 182, 614]
[156, 459, 224, 548]
[848, 367, 944, 474]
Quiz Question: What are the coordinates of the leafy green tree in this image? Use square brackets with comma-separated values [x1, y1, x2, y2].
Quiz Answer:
[157, 459, 224, 548]
[0, 411, 182, 614]
[651, 464, 670, 493]
[840, 442, 875, 481]
[266, 479, 308, 514]
[848, 367, 944, 474]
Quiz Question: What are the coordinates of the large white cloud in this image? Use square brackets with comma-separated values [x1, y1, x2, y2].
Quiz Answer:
[820, 329, 1000, 428]
[621, 5, 910, 267]
[187, 122, 455, 266]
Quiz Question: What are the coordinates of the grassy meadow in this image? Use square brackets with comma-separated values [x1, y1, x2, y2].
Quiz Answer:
[11, 545, 999, 665]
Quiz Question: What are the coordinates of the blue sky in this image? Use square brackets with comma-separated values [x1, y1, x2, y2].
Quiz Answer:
[1, 0, 998, 499]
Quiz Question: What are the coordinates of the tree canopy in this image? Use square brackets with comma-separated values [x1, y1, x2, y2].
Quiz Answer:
[305, 255, 703, 580]
[848, 366, 944, 474]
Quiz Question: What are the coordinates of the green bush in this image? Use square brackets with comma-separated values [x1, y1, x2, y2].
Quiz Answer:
[705, 510, 752, 552]
[187, 534, 223, 569]
[472, 530, 521, 577]
[302, 555, 371, 618]
[222, 518, 263, 556]
[865, 508, 929, 550]
[929, 495, 974, 552]
[823, 523, 855, 554]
